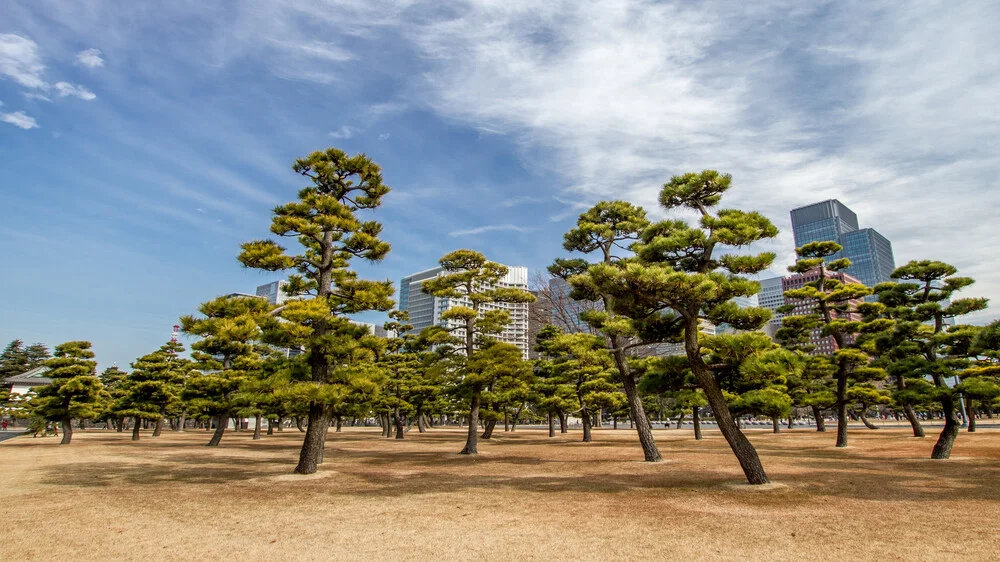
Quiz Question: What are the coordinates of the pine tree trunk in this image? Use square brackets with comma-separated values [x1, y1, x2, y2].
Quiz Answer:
[582, 408, 592, 442]
[811, 405, 826, 432]
[335, 415, 342, 433]
[967, 401, 977, 432]
[771, 417, 780, 433]
[132, 416, 141, 441]
[836, 367, 849, 447]
[902, 404, 925, 437]
[277, 416, 284, 431]
[482, 420, 497, 439]
[614, 349, 662, 462]
[559, 412, 568, 433]
[267, 418, 274, 436]
[693, 406, 702, 440]
[253, 414, 262, 440]
[504, 411, 509, 432]
[294, 404, 330, 474]
[548, 412, 555, 437]
[60, 416, 73, 445]
[116, 419, 124, 432]
[460, 387, 482, 454]
[787, 414, 794, 429]
[931, 381, 961, 459]
[177, 412, 186, 432]
[153, 417, 163, 437]
[207, 414, 227, 447]
[675, 412, 685, 430]
[295, 416, 305, 432]
[684, 320, 768, 484]
[859, 411, 879, 430]
[394, 408, 405, 440]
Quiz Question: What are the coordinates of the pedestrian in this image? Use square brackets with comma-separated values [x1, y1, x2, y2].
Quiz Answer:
[1, 420, 6, 431]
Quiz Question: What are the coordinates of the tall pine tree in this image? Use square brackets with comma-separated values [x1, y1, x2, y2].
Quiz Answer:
[31, 341, 105, 444]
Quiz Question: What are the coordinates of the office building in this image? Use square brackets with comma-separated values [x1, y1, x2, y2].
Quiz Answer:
[781, 268, 864, 355]
[399, 263, 531, 358]
[790, 199, 895, 288]
[758, 276, 787, 338]
[255, 280, 291, 305]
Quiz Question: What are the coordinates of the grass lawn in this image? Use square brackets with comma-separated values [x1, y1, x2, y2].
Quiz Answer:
[2, 425, 998, 560]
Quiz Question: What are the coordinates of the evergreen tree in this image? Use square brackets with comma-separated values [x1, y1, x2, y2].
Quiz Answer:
[531, 326, 578, 437]
[181, 295, 270, 446]
[961, 320, 1000, 432]
[421, 249, 535, 455]
[30, 341, 105, 444]
[869, 260, 988, 458]
[98, 366, 129, 431]
[115, 342, 190, 440]
[549, 200, 668, 462]
[779, 240, 885, 447]
[238, 147, 395, 474]
[0, 339, 28, 378]
[593, 171, 779, 485]
[25, 343, 50, 368]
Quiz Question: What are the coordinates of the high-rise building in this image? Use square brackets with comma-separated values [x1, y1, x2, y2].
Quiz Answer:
[781, 268, 864, 355]
[758, 276, 786, 338]
[255, 280, 290, 305]
[790, 199, 895, 288]
[399, 263, 531, 358]
[547, 276, 600, 334]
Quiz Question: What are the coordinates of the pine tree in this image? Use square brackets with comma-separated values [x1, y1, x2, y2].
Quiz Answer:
[30, 341, 105, 444]
[115, 341, 190, 440]
[98, 366, 129, 431]
[779, 240, 886, 447]
[421, 249, 535, 454]
[549, 200, 668, 462]
[25, 343, 50, 367]
[0, 339, 28, 378]
[238, 147, 395, 474]
[181, 295, 270, 447]
[869, 260, 988, 458]
[593, 171, 779, 485]
[961, 320, 1000, 432]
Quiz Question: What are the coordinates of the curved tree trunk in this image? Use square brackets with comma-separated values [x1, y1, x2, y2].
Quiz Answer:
[903, 404, 925, 437]
[771, 417, 780, 433]
[152, 417, 163, 437]
[615, 349, 662, 462]
[295, 416, 305, 432]
[481, 419, 497, 439]
[416, 409, 427, 433]
[207, 414, 227, 447]
[931, 382, 961, 459]
[581, 407, 592, 442]
[294, 404, 330, 473]
[692, 406, 702, 440]
[675, 412, 685, 430]
[787, 414, 794, 429]
[460, 387, 482, 454]
[131, 416, 141, 441]
[858, 410, 879, 430]
[811, 405, 826, 432]
[60, 416, 73, 445]
[685, 319, 768, 484]
[967, 400, 977, 433]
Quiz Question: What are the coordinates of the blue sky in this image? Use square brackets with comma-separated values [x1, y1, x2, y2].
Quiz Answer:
[2, 0, 998, 369]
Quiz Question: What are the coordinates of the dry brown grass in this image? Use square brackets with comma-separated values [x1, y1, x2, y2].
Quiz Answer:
[2, 425, 999, 561]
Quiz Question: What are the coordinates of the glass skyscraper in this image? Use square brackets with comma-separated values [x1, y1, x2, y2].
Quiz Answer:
[790, 199, 895, 288]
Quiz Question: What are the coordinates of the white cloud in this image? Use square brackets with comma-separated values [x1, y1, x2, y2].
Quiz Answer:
[0, 34, 47, 89]
[1, 110, 39, 129]
[449, 224, 533, 236]
[377, 132, 390, 140]
[76, 48, 104, 68]
[500, 195, 547, 208]
[54, 81, 96, 100]
[23, 92, 51, 102]
[329, 125, 359, 139]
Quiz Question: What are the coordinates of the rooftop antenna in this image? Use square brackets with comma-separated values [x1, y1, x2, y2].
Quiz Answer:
[171, 324, 180, 343]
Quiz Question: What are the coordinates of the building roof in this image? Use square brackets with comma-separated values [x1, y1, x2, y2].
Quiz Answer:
[3, 366, 53, 386]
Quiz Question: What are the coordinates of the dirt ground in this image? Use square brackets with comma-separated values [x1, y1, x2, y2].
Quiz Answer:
[2, 425, 998, 561]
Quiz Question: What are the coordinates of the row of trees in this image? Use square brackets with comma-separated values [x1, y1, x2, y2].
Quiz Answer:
[5, 147, 997, 486]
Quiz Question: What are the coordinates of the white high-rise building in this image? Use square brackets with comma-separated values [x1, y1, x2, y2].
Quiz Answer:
[758, 276, 786, 338]
[399, 263, 531, 358]
[256, 280, 290, 305]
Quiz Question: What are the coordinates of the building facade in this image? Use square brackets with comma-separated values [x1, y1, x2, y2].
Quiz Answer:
[255, 280, 290, 305]
[781, 269, 864, 355]
[399, 263, 531, 358]
[790, 199, 896, 289]
[758, 276, 786, 338]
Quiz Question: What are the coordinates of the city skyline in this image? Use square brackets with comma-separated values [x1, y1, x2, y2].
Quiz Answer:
[2, 2, 998, 369]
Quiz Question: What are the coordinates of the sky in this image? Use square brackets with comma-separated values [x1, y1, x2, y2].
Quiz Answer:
[1, 0, 998, 370]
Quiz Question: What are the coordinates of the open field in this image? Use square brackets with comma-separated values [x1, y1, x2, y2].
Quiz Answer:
[2, 426, 999, 560]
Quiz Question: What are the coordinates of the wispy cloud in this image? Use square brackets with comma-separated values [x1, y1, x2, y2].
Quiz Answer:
[0, 34, 47, 88]
[54, 81, 96, 100]
[75, 48, 104, 68]
[377, 132, 391, 141]
[1, 110, 39, 129]
[500, 195, 546, 208]
[23, 92, 51, 102]
[449, 224, 534, 236]
[329, 125, 360, 139]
